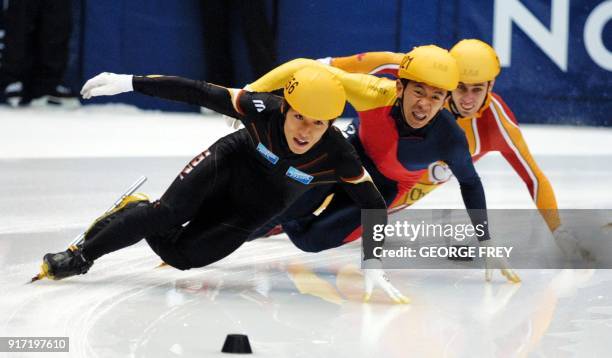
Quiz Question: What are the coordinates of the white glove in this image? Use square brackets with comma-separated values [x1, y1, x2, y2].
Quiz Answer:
[481, 240, 521, 283]
[363, 259, 410, 304]
[80, 72, 134, 99]
[553, 225, 595, 261]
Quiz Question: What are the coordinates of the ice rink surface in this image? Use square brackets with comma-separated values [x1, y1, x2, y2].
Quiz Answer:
[1, 105, 612, 357]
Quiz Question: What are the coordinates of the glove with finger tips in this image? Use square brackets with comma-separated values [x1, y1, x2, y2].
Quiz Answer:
[363, 259, 410, 304]
[481, 240, 521, 284]
[81, 73, 134, 99]
[485, 256, 521, 283]
[553, 225, 595, 262]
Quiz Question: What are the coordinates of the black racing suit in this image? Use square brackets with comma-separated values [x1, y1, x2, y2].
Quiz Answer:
[81, 76, 386, 269]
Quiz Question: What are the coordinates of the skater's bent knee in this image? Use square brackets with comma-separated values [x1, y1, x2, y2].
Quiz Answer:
[146, 200, 191, 230]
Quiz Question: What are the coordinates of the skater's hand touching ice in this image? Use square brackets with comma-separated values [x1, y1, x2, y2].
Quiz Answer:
[481, 240, 521, 283]
[363, 259, 410, 304]
[81, 72, 134, 99]
[485, 256, 521, 283]
[553, 225, 595, 262]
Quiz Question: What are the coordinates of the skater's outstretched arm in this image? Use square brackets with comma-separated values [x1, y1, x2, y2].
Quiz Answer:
[249, 58, 398, 112]
[80, 72, 265, 120]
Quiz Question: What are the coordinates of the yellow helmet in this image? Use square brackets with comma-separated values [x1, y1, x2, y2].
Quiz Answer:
[397, 45, 459, 91]
[450, 39, 500, 84]
[283, 66, 346, 120]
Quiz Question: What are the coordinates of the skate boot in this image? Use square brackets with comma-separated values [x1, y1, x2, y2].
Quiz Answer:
[41, 245, 93, 280]
[33, 193, 150, 282]
[82, 193, 150, 241]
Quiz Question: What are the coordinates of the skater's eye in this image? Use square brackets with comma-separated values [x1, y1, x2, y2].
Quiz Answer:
[413, 88, 424, 97]
[294, 114, 303, 121]
[432, 91, 445, 101]
[456, 84, 468, 93]
[314, 120, 325, 126]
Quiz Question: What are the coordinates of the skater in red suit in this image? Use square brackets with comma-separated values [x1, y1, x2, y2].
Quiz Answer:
[314, 39, 592, 260]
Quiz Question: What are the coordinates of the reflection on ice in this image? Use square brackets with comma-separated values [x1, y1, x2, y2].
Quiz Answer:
[1, 237, 611, 357]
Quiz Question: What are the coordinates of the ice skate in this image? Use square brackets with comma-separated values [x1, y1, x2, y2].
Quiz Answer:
[41, 245, 93, 280]
[81, 193, 150, 242]
[29, 175, 148, 283]
[32, 193, 150, 282]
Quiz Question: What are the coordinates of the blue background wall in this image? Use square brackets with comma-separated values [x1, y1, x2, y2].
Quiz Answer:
[66, 0, 611, 125]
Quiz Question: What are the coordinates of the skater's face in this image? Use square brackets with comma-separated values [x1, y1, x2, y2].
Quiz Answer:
[396, 80, 447, 129]
[284, 107, 330, 154]
[451, 81, 494, 117]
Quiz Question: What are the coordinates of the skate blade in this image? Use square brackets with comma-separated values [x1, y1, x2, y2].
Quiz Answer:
[28, 273, 45, 284]
[28, 262, 51, 284]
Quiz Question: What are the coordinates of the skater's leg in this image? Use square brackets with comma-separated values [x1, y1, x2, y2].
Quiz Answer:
[82, 193, 150, 242]
[41, 142, 235, 280]
[284, 182, 399, 253]
[82, 145, 232, 261]
[146, 217, 249, 270]
[283, 188, 362, 252]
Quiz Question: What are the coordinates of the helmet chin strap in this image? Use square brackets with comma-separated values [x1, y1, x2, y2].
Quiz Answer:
[398, 82, 409, 124]
[481, 81, 492, 111]
[449, 96, 461, 117]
